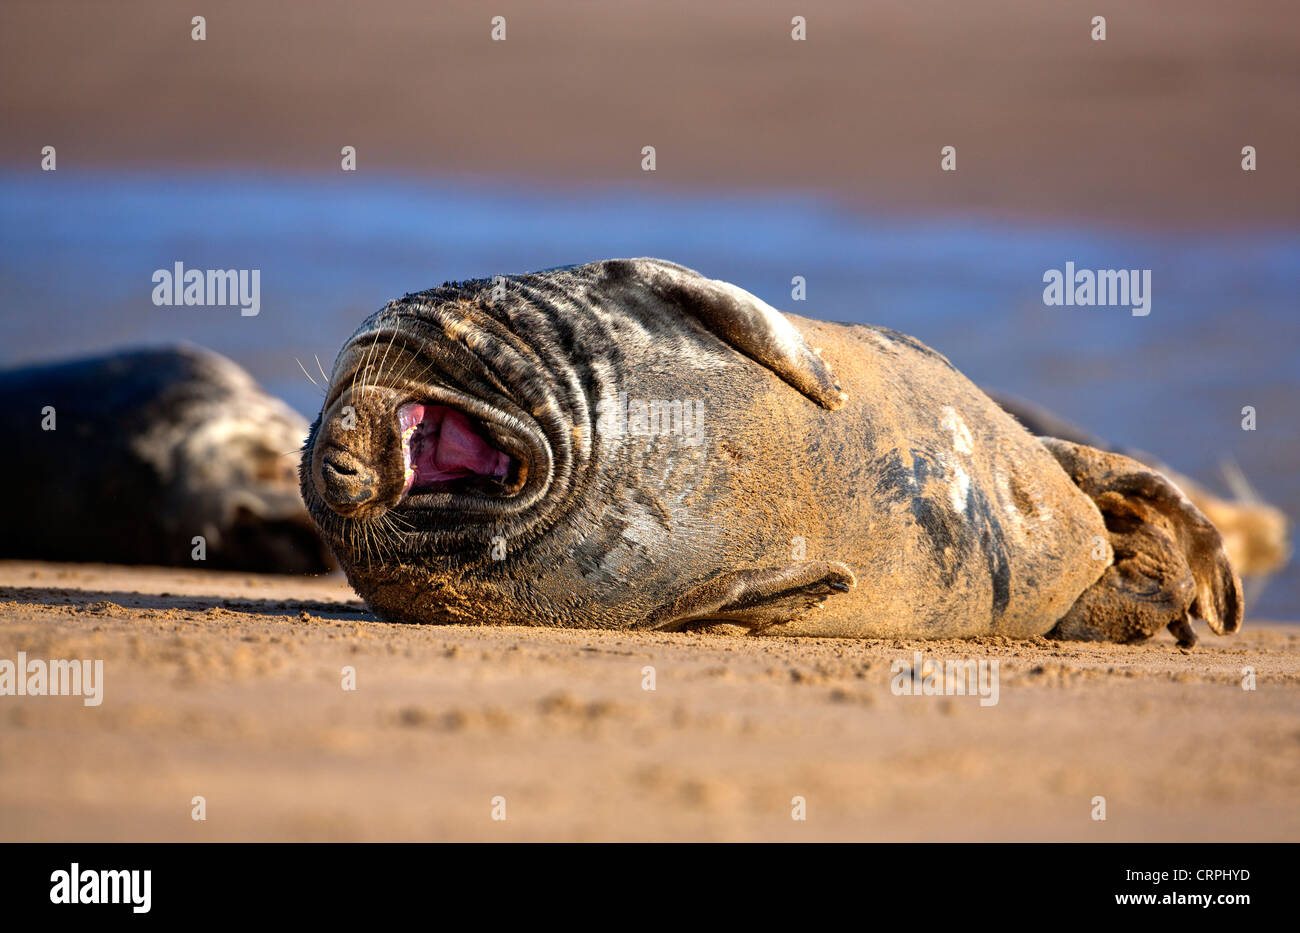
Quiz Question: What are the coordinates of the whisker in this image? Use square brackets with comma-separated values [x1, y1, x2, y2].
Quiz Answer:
[295, 357, 322, 391]
[374, 325, 400, 392]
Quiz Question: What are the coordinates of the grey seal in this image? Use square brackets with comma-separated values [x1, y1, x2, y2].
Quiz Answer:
[1, 346, 332, 573]
[300, 259, 1241, 645]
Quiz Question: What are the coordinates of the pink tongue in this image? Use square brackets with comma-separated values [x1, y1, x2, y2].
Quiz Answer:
[403, 403, 511, 491]
[431, 408, 510, 478]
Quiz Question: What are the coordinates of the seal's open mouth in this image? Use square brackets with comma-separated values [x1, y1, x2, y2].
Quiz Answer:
[398, 402, 518, 498]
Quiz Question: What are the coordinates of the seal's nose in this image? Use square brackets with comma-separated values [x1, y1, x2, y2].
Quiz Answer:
[306, 384, 408, 519]
[316, 447, 377, 512]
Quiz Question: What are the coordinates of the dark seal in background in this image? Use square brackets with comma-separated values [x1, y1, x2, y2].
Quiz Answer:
[0, 346, 332, 573]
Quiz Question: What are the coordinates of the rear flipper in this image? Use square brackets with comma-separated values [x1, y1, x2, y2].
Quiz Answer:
[1041, 438, 1243, 648]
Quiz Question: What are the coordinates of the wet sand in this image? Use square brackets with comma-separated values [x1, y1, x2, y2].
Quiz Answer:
[1, 560, 1296, 842]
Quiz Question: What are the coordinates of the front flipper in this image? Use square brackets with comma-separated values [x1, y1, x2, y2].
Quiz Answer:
[646, 561, 856, 632]
[600, 258, 848, 410]
[1041, 438, 1243, 647]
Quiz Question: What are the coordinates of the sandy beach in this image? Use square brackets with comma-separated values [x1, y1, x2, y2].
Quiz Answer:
[1, 560, 1295, 842]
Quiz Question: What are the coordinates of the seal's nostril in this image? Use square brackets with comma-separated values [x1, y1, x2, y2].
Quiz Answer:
[318, 450, 377, 509]
[323, 455, 360, 477]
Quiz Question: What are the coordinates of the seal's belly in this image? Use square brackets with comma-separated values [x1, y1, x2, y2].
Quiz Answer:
[748, 320, 1109, 638]
[777, 443, 1107, 638]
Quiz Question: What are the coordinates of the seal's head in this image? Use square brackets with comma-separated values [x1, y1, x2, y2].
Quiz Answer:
[300, 286, 582, 562]
[301, 258, 847, 627]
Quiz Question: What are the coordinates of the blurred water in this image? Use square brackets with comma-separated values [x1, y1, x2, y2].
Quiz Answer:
[2, 171, 1296, 618]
